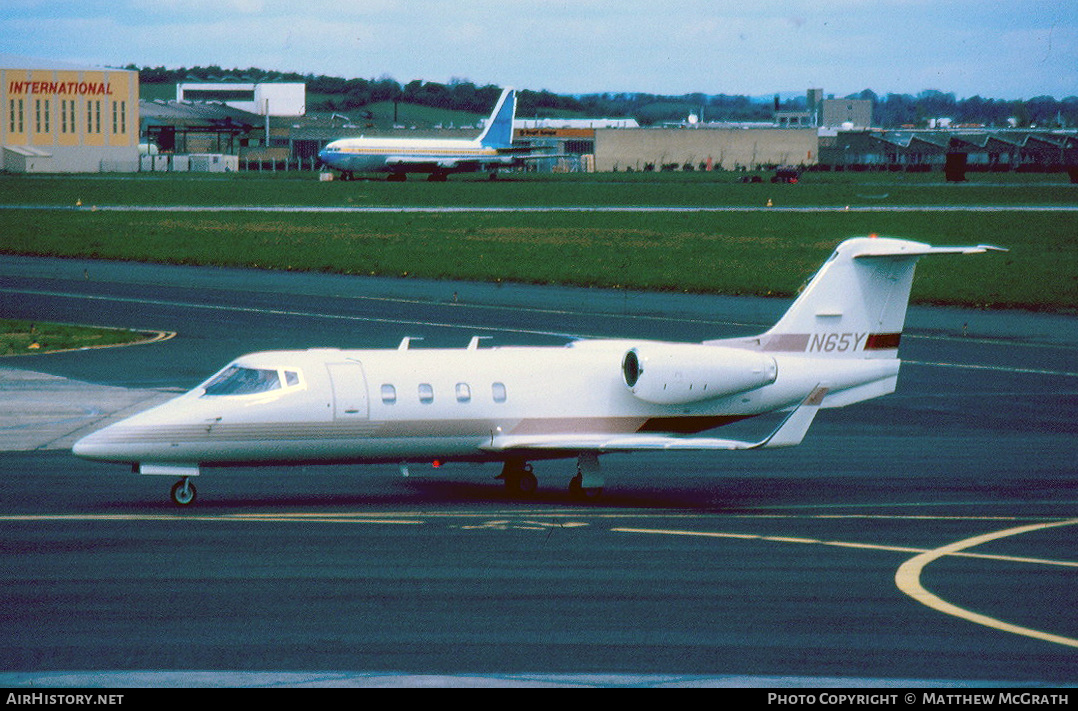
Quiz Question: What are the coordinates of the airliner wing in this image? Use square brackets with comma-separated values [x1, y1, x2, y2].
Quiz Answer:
[493, 147, 569, 160]
[484, 387, 827, 453]
[384, 156, 462, 169]
[492, 145, 562, 155]
[384, 154, 530, 170]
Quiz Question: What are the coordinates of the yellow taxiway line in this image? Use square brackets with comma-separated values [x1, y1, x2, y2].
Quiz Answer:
[894, 518, 1078, 649]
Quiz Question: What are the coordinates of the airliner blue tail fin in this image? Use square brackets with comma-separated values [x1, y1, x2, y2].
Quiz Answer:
[477, 88, 516, 148]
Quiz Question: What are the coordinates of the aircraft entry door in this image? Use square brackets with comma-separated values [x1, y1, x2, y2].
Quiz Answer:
[326, 362, 369, 420]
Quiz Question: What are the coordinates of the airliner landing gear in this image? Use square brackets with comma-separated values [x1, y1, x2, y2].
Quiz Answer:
[569, 453, 604, 500]
[497, 459, 537, 496]
[170, 477, 197, 507]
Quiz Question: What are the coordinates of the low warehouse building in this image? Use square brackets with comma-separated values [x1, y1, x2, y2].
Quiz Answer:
[594, 127, 818, 172]
[1, 55, 139, 173]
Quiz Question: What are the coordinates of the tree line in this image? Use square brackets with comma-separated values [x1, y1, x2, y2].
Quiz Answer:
[845, 89, 1078, 129]
[129, 65, 1078, 128]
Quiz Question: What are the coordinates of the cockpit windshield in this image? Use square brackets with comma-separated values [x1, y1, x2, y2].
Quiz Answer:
[202, 366, 284, 397]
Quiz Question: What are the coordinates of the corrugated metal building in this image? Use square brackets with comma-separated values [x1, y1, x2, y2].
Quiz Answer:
[1, 55, 139, 172]
[819, 129, 1078, 171]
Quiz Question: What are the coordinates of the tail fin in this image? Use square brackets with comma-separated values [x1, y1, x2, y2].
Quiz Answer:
[757, 237, 1004, 358]
[476, 88, 516, 148]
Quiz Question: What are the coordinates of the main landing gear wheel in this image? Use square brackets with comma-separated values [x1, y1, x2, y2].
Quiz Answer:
[170, 478, 197, 507]
[568, 473, 603, 501]
[569, 453, 604, 501]
[498, 461, 538, 497]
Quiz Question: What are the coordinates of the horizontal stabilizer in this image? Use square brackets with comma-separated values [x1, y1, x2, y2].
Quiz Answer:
[853, 243, 1007, 259]
[483, 386, 828, 453]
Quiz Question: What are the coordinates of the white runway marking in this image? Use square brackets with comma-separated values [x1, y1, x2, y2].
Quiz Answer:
[7, 288, 1073, 378]
[904, 360, 1078, 378]
[4, 204, 1078, 213]
[2, 288, 583, 340]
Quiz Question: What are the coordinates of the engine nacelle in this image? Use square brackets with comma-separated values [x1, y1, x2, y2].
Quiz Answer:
[622, 344, 778, 405]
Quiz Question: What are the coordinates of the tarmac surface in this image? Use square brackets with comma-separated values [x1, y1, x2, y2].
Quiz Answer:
[0, 253, 1075, 688]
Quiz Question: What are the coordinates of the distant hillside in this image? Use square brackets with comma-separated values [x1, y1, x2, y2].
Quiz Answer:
[333, 101, 488, 131]
[128, 65, 1078, 128]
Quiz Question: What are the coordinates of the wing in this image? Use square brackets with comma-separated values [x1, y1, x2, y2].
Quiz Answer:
[384, 156, 466, 170]
[482, 386, 828, 454]
[384, 154, 530, 170]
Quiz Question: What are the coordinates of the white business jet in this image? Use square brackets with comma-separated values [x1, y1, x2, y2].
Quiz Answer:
[318, 88, 541, 181]
[73, 237, 1002, 505]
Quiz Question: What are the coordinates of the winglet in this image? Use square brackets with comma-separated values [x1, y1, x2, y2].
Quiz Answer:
[752, 385, 828, 449]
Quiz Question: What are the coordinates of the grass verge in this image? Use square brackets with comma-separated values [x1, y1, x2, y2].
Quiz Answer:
[0, 319, 159, 357]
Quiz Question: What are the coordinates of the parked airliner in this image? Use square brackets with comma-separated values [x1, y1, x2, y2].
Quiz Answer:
[73, 237, 1002, 505]
[317, 88, 542, 181]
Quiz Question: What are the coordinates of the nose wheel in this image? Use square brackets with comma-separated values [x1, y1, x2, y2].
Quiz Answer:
[170, 478, 197, 506]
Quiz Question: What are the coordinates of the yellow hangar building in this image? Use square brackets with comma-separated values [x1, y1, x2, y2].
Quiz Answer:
[1, 55, 139, 173]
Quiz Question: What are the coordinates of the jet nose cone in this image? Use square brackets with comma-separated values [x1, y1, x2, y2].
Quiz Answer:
[72, 426, 114, 460]
[72, 415, 154, 463]
[71, 434, 90, 458]
[318, 144, 338, 167]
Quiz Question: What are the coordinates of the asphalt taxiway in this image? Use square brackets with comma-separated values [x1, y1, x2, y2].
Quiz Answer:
[0, 254, 1075, 686]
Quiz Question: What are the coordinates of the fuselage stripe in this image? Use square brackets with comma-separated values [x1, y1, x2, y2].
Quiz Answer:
[762, 332, 902, 353]
[864, 332, 902, 350]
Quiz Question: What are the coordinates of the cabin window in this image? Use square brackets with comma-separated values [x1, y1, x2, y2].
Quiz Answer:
[455, 383, 471, 403]
[492, 382, 507, 403]
[418, 383, 434, 404]
[381, 384, 396, 404]
[202, 366, 281, 396]
[285, 371, 300, 387]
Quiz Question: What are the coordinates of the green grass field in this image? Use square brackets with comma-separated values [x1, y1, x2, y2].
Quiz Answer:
[3, 169, 1076, 208]
[1, 171, 1075, 311]
[0, 319, 152, 356]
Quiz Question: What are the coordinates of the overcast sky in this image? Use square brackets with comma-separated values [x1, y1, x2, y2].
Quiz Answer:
[4, 0, 1076, 99]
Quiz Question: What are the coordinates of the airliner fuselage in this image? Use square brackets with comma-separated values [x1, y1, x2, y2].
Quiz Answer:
[318, 88, 530, 180]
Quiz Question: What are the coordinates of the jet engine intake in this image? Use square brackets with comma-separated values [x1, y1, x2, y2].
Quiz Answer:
[622, 345, 777, 405]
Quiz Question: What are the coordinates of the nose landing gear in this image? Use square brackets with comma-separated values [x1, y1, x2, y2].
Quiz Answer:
[170, 477, 197, 507]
